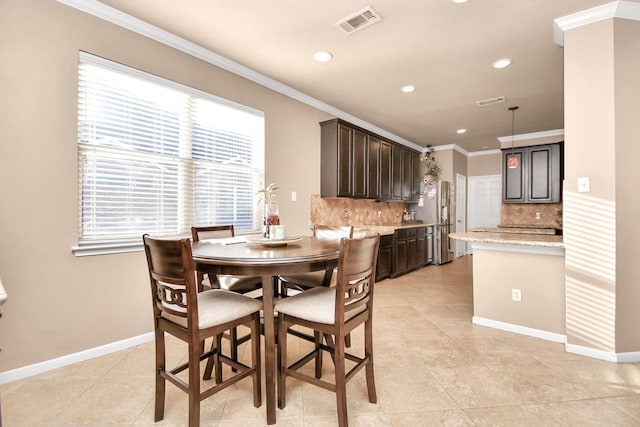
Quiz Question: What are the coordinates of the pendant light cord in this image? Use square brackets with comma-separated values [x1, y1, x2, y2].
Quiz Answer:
[509, 106, 519, 148]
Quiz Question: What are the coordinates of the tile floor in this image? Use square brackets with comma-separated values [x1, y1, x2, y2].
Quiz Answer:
[2, 255, 640, 426]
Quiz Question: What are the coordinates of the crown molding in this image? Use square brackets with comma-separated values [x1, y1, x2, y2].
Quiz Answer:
[426, 144, 469, 157]
[56, 0, 423, 151]
[497, 128, 564, 144]
[554, 1, 640, 46]
[468, 149, 502, 157]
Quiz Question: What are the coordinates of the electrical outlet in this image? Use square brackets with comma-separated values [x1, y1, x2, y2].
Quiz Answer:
[377, 210, 382, 218]
[511, 288, 522, 302]
[535, 212, 541, 220]
[291, 191, 297, 202]
[578, 177, 590, 193]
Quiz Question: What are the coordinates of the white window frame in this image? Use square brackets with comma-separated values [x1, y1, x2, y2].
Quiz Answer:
[73, 52, 265, 256]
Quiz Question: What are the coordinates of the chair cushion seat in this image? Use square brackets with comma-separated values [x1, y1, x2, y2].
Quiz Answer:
[280, 270, 326, 289]
[162, 289, 263, 329]
[217, 275, 262, 293]
[274, 287, 365, 325]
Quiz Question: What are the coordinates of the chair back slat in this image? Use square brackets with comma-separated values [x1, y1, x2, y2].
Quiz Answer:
[144, 234, 198, 324]
[314, 225, 354, 241]
[191, 225, 234, 241]
[334, 234, 379, 322]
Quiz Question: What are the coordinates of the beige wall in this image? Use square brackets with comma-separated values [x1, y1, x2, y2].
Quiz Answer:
[613, 19, 640, 352]
[468, 152, 501, 176]
[472, 247, 566, 335]
[563, 17, 640, 353]
[0, 0, 332, 371]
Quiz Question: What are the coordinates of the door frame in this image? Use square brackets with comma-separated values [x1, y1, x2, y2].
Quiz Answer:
[455, 173, 467, 257]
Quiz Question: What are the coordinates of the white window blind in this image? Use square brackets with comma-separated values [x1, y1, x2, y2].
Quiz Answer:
[75, 52, 264, 255]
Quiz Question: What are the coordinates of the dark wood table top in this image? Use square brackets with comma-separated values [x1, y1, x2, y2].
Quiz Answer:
[192, 235, 340, 266]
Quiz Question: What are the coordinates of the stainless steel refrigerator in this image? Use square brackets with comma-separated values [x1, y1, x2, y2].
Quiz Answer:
[414, 180, 453, 265]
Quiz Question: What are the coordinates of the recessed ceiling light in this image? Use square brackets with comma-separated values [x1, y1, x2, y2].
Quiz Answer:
[456, 129, 467, 134]
[492, 58, 512, 69]
[401, 85, 415, 93]
[313, 51, 333, 63]
[452, 0, 469, 3]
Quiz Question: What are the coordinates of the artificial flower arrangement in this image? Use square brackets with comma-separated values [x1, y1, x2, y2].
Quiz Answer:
[421, 145, 441, 181]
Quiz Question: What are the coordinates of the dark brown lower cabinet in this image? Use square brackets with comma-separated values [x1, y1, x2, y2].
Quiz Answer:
[392, 226, 432, 277]
[375, 234, 393, 282]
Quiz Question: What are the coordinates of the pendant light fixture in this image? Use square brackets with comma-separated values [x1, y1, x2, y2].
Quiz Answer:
[507, 106, 520, 169]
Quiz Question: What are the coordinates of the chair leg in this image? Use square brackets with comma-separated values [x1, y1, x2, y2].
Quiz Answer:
[188, 341, 201, 427]
[203, 340, 216, 381]
[230, 327, 239, 373]
[334, 334, 348, 427]
[277, 314, 287, 409]
[364, 318, 377, 403]
[314, 330, 322, 379]
[214, 334, 223, 384]
[251, 313, 262, 407]
[154, 328, 166, 422]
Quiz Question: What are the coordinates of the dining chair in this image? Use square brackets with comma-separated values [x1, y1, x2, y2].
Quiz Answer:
[275, 233, 380, 427]
[143, 235, 262, 427]
[191, 225, 263, 369]
[279, 225, 354, 296]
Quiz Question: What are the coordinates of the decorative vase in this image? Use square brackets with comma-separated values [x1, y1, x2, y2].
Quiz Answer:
[264, 203, 280, 238]
[423, 174, 435, 183]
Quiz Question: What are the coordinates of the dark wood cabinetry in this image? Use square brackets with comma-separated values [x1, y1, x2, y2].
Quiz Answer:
[502, 142, 563, 203]
[321, 119, 420, 202]
[375, 234, 393, 282]
[379, 141, 392, 200]
[392, 225, 432, 277]
[353, 128, 368, 198]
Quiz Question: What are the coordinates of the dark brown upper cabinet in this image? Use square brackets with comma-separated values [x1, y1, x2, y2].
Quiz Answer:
[321, 119, 420, 201]
[502, 142, 563, 203]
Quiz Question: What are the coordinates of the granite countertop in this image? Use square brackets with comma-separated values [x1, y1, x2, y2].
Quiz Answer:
[449, 230, 564, 248]
[355, 223, 435, 236]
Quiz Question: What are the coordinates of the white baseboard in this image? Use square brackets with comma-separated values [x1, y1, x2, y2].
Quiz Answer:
[472, 316, 567, 343]
[565, 343, 640, 363]
[0, 332, 154, 385]
[473, 316, 640, 363]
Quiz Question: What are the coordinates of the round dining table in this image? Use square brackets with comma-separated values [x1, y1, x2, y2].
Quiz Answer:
[191, 235, 340, 425]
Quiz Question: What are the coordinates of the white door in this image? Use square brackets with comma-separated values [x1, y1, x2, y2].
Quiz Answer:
[468, 175, 502, 235]
[455, 173, 467, 257]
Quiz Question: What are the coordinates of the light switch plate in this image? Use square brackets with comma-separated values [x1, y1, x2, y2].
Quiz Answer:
[578, 177, 590, 193]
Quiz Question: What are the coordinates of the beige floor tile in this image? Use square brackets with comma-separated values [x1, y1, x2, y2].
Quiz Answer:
[2, 377, 96, 426]
[464, 404, 559, 426]
[544, 358, 640, 397]
[541, 398, 640, 425]
[376, 366, 459, 413]
[386, 410, 475, 426]
[52, 376, 155, 425]
[604, 394, 640, 420]
[429, 363, 528, 408]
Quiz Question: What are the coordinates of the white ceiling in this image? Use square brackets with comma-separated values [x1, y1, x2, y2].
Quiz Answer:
[96, 0, 608, 152]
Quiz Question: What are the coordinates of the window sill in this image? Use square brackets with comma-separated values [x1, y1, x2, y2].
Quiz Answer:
[72, 240, 143, 257]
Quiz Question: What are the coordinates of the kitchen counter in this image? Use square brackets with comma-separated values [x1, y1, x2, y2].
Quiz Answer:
[355, 223, 434, 236]
[450, 230, 564, 248]
[450, 229, 566, 343]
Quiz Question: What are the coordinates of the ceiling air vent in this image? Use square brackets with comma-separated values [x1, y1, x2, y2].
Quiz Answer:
[476, 96, 506, 107]
[335, 6, 382, 35]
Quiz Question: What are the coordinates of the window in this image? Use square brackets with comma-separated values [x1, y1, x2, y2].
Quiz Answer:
[74, 52, 265, 256]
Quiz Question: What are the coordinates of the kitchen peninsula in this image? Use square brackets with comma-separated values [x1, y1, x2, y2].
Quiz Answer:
[450, 229, 566, 343]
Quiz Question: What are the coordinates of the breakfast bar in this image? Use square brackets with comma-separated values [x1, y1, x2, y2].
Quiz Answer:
[450, 229, 566, 342]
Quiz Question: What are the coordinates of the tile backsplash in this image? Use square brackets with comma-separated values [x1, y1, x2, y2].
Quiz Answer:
[500, 203, 563, 229]
[309, 194, 407, 226]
